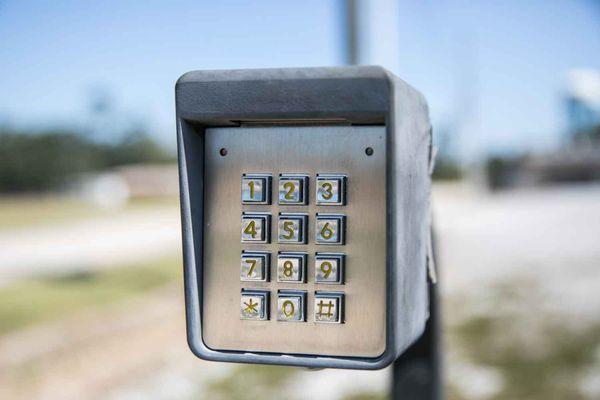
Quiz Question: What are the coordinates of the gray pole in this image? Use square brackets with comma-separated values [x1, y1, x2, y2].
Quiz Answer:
[340, 3, 443, 396]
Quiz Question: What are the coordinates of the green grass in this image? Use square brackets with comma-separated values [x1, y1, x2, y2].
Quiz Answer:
[0, 257, 180, 335]
[205, 365, 298, 400]
[0, 195, 179, 230]
[448, 278, 600, 400]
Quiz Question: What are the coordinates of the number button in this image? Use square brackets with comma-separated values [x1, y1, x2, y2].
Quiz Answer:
[315, 214, 345, 245]
[278, 175, 308, 205]
[240, 290, 269, 321]
[277, 291, 306, 322]
[241, 213, 271, 243]
[240, 252, 269, 281]
[316, 175, 346, 205]
[277, 214, 307, 244]
[241, 174, 271, 204]
[277, 252, 306, 283]
[315, 253, 344, 284]
[314, 292, 344, 323]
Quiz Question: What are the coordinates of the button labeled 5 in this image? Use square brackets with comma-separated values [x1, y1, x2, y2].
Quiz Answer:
[277, 214, 307, 244]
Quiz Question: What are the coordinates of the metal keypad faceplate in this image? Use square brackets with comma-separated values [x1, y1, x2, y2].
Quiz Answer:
[202, 126, 386, 357]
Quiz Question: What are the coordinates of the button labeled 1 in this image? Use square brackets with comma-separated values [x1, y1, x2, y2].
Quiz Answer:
[278, 174, 308, 205]
[277, 252, 306, 283]
[278, 214, 307, 244]
[241, 174, 271, 204]
[241, 213, 271, 243]
[241, 252, 269, 281]
[240, 290, 269, 321]
[314, 292, 344, 323]
[316, 174, 346, 205]
[277, 291, 306, 322]
[315, 253, 344, 284]
[315, 214, 345, 245]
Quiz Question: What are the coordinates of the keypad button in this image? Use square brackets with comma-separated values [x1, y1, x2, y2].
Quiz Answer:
[240, 252, 269, 281]
[316, 175, 346, 205]
[240, 290, 269, 321]
[241, 213, 270, 243]
[315, 253, 344, 284]
[277, 214, 307, 244]
[241, 174, 271, 204]
[277, 291, 306, 322]
[315, 214, 345, 245]
[278, 175, 308, 205]
[314, 292, 344, 323]
[277, 252, 306, 283]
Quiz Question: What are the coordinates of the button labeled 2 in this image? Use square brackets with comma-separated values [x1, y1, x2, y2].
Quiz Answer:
[278, 174, 308, 205]
[315, 214, 345, 245]
[278, 214, 307, 244]
[241, 213, 271, 243]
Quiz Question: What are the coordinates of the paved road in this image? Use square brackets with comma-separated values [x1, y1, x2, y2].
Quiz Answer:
[0, 206, 181, 286]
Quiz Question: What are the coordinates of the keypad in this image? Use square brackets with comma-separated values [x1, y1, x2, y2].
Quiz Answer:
[241, 173, 347, 322]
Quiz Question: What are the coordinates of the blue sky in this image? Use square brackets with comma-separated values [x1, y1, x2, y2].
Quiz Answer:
[0, 0, 599, 158]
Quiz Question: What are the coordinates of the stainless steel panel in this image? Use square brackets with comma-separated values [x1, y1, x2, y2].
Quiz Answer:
[203, 126, 386, 357]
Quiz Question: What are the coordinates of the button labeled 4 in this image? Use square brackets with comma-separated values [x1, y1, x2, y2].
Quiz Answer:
[241, 213, 271, 243]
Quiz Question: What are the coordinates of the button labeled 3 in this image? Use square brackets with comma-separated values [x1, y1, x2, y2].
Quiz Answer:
[241, 213, 270, 243]
[240, 290, 269, 321]
[277, 291, 306, 322]
[241, 174, 271, 204]
[241, 252, 269, 281]
[277, 252, 306, 283]
[278, 174, 308, 205]
[315, 214, 345, 245]
[277, 213, 307, 244]
[316, 174, 346, 205]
